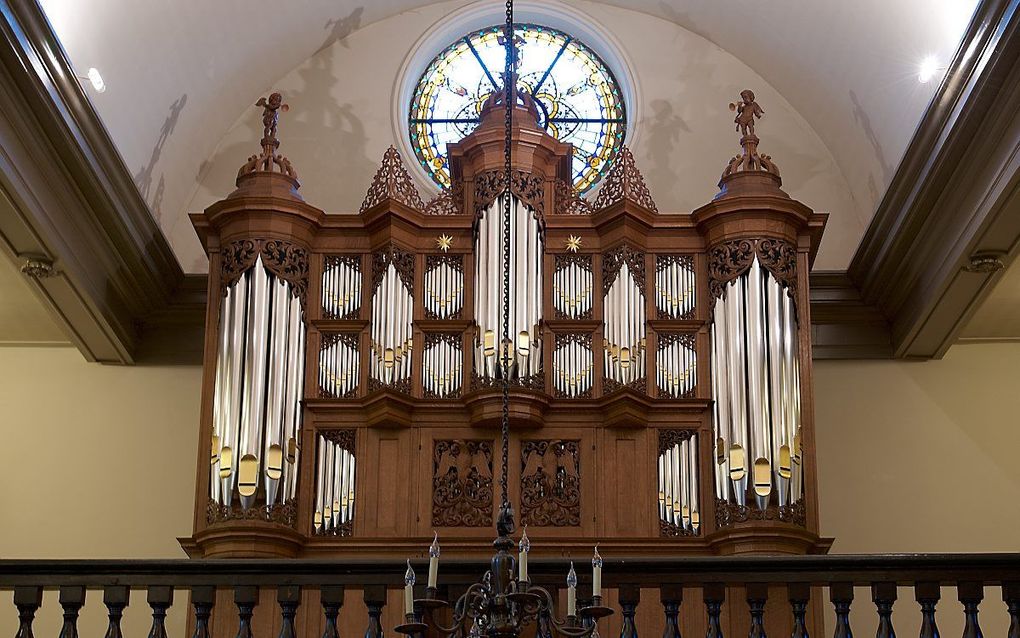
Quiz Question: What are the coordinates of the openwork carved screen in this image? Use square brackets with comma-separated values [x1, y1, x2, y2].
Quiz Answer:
[313, 430, 356, 537]
[322, 255, 362, 320]
[319, 333, 360, 399]
[656, 333, 697, 399]
[371, 247, 415, 393]
[433, 440, 493, 527]
[710, 240, 804, 526]
[603, 246, 646, 391]
[409, 23, 626, 192]
[425, 255, 465, 320]
[552, 333, 593, 398]
[553, 254, 593, 320]
[423, 333, 464, 399]
[210, 243, 306, 522]
[655, 255, 696, 319]
[521, 440, 581, 527]
[658, 430, 700, 537]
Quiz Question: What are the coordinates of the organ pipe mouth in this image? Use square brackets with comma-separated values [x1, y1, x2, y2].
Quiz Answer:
[778, 445, 792, 479]
[753, 458, 772, 497]
[211, 435, 221, 465]
[484, 330, 496, 357]
[219, 447, 234, 479]
[238, 454, 259, 498]
[266, 444, 284, 480]
[728, 445, 746, 481]
[517, 331, 530, 356]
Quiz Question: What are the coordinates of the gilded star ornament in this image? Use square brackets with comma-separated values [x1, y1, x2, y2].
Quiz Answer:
[436, 234, 453, 252]
[565, 235, 583, 253]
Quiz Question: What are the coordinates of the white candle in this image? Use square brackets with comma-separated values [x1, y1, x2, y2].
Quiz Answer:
[566, 561, 578, 616]
[518, 528, 530, 582]
[592, 545, 603, 597]
[403, 560, 415, 615]
[428, 532, 440, 588]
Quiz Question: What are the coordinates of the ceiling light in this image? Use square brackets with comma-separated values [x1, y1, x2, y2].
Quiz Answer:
[918, 56, 939, 83]
[86, 67, 105, 93]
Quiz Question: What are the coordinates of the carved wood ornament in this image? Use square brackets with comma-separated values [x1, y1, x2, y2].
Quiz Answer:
[554, 179, 595, 216]
[220, 239, 310, 306]
[473, 169, 546, 224]
[371, 244, 416, 295]
[603, 244, 647, 292]
[432, 440, 494, 527]
[707, 238, 798, 310]
[592, 146, 658, 213]
[360, 146, 425, 213]
[520, 440, 581, 527]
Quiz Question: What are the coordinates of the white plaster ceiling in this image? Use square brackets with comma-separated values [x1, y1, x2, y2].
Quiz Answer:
[37, 0, 977, 270]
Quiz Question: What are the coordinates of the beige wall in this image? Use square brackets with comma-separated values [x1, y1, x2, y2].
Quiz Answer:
[1, 342, 1017, 633]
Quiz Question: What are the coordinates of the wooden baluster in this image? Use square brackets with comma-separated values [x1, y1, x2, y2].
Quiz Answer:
[957, 582, 983, 638]
[871, 582, 897, 638]
[830, 583, 853, 638]
[235, 586, 259, 638]
[191, 587, 216, 638]
[620, 585, 640, 638]
[363, 585, 386, 638]
[704, 584, 725, 638]
[103, 586, 130, 638]
[915, 582, 941, 638]
[147, 587, 173, 638]
[747, 584, 768, 638]
[58, 586, 85, 638]
[1003, 582, 1020, 638]
[321, 586, 345, 638]
[661, 585, 682, 638]
[278, 586, 301, 638]
[13, 586, 42, 638]
[788, 584, 810, 638]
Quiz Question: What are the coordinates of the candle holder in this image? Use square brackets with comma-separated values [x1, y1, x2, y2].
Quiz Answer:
[394, 612, 428, 635]
[579, 595, 614, 620]
[415, 586, 449, 612]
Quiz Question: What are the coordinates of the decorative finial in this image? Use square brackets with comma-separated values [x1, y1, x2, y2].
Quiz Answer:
[565, 235, 582, 253]
[436, 234, 453, 252]
[719, 89, 781, 188]
[236, 91, 298, 180]
[429, 531, 441, 558]
[360, 146, 425, 213]
[592, 146, 658, 213]
[404, 560, 416, 586]
[519, 526, 530, 553]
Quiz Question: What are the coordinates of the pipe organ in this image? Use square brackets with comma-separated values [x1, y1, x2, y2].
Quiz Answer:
[185, 89, 830, 560]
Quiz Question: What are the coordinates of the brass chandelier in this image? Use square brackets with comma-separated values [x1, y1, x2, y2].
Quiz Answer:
[394, 1, 610, 637]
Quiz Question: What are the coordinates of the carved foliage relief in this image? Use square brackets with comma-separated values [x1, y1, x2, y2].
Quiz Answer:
[707, 238, 798, 309]
[473, 169, 546, 222]
[432, 440, 493, 527]
[521, 440, 581, 527]
[220, 238, 310, 304]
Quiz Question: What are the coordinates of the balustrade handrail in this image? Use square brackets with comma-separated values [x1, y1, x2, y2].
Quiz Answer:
[0, 553, 1018, 588]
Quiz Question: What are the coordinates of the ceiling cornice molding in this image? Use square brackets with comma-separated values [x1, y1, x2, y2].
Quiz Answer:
[847, 0, 1020, 358]
[0, 0, 185, 363]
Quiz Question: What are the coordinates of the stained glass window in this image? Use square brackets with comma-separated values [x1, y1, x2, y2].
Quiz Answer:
[409, 24, 626, 193]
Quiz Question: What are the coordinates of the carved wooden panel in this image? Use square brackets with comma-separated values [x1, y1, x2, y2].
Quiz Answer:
[432, 440, 493, 527]
[520, 440, 581, 527]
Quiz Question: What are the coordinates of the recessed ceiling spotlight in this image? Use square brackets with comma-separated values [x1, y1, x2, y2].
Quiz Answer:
[918, 56, 939, 83]
[86, 67, 105, 93]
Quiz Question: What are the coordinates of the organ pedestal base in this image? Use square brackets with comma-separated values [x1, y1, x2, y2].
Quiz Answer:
[708, 523, 833, 556]
[180, 520, 306, 559]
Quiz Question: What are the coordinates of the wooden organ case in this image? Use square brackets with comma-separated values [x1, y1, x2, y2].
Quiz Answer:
[182, 90, 831, 562]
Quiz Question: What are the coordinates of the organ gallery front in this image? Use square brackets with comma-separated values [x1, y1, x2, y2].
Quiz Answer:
[181, 80, 830, 562]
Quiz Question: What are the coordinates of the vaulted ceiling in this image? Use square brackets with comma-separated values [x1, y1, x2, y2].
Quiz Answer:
[36, 0, 977, 271]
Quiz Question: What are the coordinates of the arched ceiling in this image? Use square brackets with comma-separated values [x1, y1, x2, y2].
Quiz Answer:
[37, 0, 977, 272]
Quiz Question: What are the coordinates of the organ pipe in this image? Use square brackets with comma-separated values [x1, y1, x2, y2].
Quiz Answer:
[210, 255, 305, 511]
[423, 334, 464, 398]
[313, 433, 355, 536]
[552, 335, 594, 398]
[656, 334, 697, 399]
[553, 256, 593, 319]
[319, 334, 360, 399]
[657, 433, 700, 535]
[474, 195, 543, 382]
[425, 256, 465, 319]
[371, 260, 414, 388]
[604, 252, 646, 388]
[711, 256, 803, 511]
[655, 256, 696, 319]
[321, 256, 362, 320]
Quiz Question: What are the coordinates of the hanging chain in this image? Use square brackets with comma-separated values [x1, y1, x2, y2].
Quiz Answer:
[499, 0, 514, 513]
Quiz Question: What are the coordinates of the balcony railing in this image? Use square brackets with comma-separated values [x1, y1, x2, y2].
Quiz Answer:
[2, 554, 1018, 638]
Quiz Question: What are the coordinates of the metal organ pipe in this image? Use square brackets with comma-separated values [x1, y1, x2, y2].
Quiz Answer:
[371, 262, 413, 388]
[711, 255, 803, 513]
[604, 258, 645, 387]
[657, 434, 699, 535]
[312, 433, 356, 536]
[209, 255, 306, 513]
[474, 195, 543, 382]
[423, 335, 464, 398]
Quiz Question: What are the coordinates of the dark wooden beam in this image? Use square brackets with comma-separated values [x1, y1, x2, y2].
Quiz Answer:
[848, 0, 1020, 359]
[0, 0, 185, 363]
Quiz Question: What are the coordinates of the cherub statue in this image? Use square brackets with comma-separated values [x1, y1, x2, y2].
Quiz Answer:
[255, 92, 289, 145]
[731, 89, 764, 137]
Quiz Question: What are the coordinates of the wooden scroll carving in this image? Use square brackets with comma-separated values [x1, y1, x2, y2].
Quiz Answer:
[473, 169, 546, 223]
[432, 440, 493, 527]
[220, 239, 310, 303]
[360, 146, 425, 213]
[592, 146, 658, 213]
[206, 499, 297, 527]
[423, 184, 463, 216]
[715, 498, 806, 529]
[602, 244, 646, 293]
[520, 440, 581, 527]
[707, 238, 798, 309]
[371, 244, 415, 295]
[554, 179, 595, 216]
